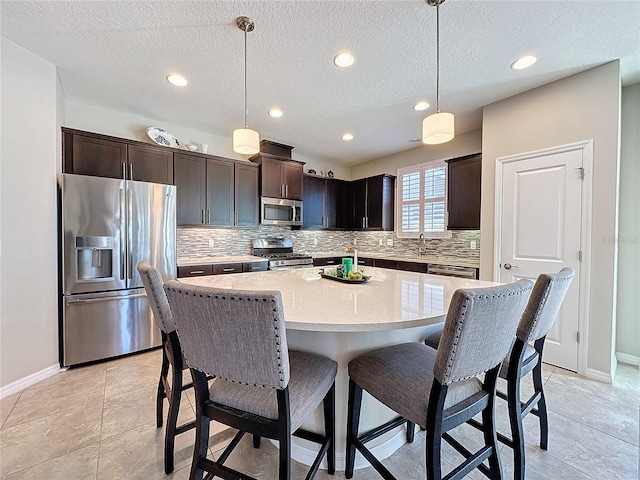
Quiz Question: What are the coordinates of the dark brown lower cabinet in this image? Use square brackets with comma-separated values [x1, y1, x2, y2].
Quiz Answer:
[313, 257, 343, 267]
[374, 259, 427, 273]
[178, 261, 268, 278]
[212, 263, 243, 275]
[177, 265, 214, 278]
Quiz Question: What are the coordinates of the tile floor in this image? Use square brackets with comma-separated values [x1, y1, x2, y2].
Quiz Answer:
[0, 349, 638, 480]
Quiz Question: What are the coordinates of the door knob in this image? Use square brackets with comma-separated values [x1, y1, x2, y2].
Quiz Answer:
[504, 263, 518, 270]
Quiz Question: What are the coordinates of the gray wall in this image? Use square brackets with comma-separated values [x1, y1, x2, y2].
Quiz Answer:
[351, 129, 482, 179]
[617, 82, 640, 360]
[1, 36, 59, 389]
[481, 62, 621, 377]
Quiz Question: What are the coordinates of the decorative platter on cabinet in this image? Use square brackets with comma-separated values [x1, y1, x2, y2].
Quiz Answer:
[146, 126, 180, 148]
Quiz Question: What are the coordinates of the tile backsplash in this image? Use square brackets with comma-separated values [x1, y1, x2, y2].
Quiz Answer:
[177, 226, 480, 262]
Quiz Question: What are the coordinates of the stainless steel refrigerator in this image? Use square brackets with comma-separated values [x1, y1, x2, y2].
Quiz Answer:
[60, 173, 176, 366]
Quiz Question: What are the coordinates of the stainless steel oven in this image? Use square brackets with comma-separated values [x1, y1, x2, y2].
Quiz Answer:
[260, 197, 303, 226]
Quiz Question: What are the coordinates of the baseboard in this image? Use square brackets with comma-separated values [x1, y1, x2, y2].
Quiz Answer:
[0, 364, 60, 400]
[616, 352, 640, 366]
[585, 367, 613, 384]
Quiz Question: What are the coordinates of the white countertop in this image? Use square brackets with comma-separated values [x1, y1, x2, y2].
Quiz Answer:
[310, 251, 480, 268]
[177, 255, 267, 266]
[180, 266, 495, 332]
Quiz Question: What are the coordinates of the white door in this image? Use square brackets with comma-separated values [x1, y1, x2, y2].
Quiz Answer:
[498, 148, 583, 371]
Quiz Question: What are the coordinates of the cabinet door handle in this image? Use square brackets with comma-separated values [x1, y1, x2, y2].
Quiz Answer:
[234, 211, 238, 225]
[285, 184, 289, 197]
[326, 260, 335, 264]
[222, 268, 236, 272]
[129, 163, 133, 180]
[122, 163, 126, 180]
[207, 209, 211, 224]
[189, 270, 204, 275]
[201, 209, 205, 224]
[366, 216, 369, 228]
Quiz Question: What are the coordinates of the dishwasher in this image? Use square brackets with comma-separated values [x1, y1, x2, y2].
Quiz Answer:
[426, 264, 478, 279]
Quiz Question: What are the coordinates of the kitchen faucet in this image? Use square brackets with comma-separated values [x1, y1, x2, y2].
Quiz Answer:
[419, 233, 427, 257]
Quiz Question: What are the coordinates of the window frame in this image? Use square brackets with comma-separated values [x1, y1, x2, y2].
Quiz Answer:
[396, 158, 451, 239]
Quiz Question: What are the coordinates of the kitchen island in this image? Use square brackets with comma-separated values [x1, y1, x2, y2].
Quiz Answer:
[181, 267, 496, 470]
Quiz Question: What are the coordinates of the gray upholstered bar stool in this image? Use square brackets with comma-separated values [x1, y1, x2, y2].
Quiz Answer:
[345, 279, 534, 480]
[424, 268, 575, 480]
[164, 281, 338, 480]
[137, 262, 196, 474]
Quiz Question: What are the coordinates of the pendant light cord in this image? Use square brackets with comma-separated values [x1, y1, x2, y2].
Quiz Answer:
[435, 1, 440, 114]
[243, 25, 248, 129]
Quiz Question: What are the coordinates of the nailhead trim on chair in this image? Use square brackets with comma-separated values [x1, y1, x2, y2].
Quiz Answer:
[170, 287, 287, 390]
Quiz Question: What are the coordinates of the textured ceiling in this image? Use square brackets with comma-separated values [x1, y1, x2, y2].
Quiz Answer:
[2, 1, 639, 165]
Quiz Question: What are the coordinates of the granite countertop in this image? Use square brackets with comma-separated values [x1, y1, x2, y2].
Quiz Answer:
[309, 251, 480, 268]
[180, 266, 495, 332]
[177, 256, 267, 267]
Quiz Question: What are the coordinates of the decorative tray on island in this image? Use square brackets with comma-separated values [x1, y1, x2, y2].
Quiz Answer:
[319, 272, 371, 284]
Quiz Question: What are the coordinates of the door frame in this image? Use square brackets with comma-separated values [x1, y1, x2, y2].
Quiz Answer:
[493, 140, 594, 376]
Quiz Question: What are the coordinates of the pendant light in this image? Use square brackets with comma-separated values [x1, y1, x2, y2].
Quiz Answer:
[423, 0, 454, 145]
[233, 16, 260, 155]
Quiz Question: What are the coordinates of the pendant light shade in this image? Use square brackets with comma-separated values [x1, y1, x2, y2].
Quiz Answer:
[423, 0, 454, 145]
[233, 16, 259, 155]
[422, 112, 454, 145]
[233, 127, 260, 155]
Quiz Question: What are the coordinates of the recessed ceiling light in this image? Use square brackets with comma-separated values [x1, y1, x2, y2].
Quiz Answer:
[413, 101, 430, 111]
[166, 73, 188, 87]
[334, 52, 355, 68]
[510, 55, 538, 70]
[342, 133, 354, 141]
[268, 109, 283, 118]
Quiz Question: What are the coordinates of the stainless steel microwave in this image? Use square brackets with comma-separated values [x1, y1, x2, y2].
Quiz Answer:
[261, 197, 303, 226]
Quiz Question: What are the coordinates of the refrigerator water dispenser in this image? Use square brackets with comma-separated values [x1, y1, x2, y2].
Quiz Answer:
[76, 236, 113, 281]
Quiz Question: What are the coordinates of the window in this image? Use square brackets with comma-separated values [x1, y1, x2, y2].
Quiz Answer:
[397, 159, 449, 238]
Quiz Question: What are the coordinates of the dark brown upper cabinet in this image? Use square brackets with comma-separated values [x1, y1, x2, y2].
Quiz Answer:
[249, 153, 304, 200]
[446, 153, 482, 230]
[351, 174, 395, 231]
[174, 152, 259, 227]
[127, 144, 173, 184]
[62, 128, 173, 184]
[303, 175, 351, 229]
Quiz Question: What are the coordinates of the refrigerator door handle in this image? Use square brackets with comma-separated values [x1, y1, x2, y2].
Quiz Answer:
[66, 292, 147, 305]
[121, 162, 126, 180]
[127, 189, 133, 279]
[119, 188, 126, 280]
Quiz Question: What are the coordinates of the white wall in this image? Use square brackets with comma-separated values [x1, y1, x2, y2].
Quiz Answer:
[481, 62, 621, 377]
[351, 129, 482, 179]
[1, 36, 59, 389]
[617, 82, 640, 361]
[64, 100, 351, 180]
